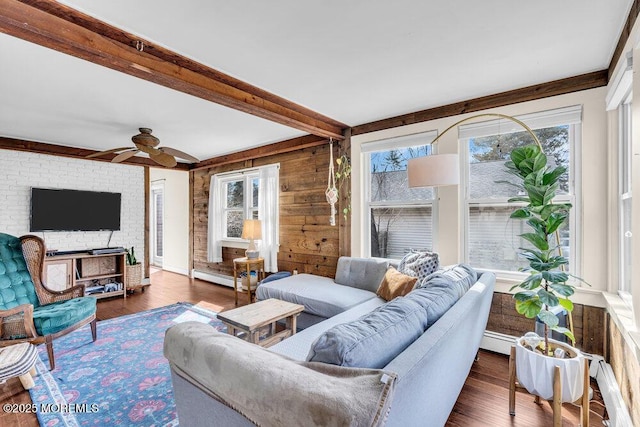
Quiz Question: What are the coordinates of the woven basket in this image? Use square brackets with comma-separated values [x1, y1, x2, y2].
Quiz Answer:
[126, 263, 142, 290]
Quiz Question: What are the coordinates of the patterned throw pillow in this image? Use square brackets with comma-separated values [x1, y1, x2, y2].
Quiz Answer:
[398, 250, 440, 281]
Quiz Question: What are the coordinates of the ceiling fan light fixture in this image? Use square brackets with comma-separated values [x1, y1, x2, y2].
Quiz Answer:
[86, 127, 199, 167]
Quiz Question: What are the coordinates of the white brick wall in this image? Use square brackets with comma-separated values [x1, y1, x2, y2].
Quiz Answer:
[0, 149, 145, 267]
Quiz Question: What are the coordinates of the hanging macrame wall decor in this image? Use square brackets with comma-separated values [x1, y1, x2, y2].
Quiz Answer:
[326, 138, 339, 226]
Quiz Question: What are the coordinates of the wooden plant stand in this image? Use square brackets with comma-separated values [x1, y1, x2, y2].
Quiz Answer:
[508, 345, 590, 427]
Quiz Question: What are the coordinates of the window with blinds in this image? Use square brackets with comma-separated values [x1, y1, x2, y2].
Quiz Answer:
[460, 106, 582, 275]
[361, 131, 437, 259]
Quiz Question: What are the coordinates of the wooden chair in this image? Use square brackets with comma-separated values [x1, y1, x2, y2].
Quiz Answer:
[0, 233, 97, 370]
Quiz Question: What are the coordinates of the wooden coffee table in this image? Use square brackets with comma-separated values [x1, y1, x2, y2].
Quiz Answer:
[217, 298, 305, 348]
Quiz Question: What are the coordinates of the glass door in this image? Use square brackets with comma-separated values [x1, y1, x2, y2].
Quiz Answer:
[151, 181, 164, 267]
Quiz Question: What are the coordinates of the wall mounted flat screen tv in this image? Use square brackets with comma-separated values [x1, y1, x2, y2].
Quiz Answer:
[30, 188, 122, 232]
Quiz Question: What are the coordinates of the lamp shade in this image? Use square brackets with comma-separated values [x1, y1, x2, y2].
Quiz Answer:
[407, 154, 459, 188]
[241, 219, 262, 240]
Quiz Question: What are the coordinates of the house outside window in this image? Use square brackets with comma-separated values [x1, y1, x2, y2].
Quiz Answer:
[362, 131, 437, 259]
[460, 106, 582, 276]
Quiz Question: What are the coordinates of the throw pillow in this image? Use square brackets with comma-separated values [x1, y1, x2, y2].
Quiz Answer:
[416, 263, 477, 298]
[376, 267, 417, 301]
[398, 250, 440, 280]
[306, 297, 428, 369]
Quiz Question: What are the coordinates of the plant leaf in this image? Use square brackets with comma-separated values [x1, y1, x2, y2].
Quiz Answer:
[543, 166, 566, 186]
[537, 310, 559, 328]
[513, 291, 536, 302]
[510, 208, 530, 219]
[520, 232, 549, 251]
[551, 326, 575, 343]
[541, 271, 569, 283]
[515, 298, 542, 318]
[549, 283, 575, 297]
[557, 298, 574, 312]
[537, 288, 559, 307]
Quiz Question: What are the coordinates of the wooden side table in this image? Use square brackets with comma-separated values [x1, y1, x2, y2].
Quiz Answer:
[233, 257, 265, 306]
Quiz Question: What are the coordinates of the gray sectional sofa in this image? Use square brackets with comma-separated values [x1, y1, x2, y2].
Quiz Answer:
[164, 257, 495, 427]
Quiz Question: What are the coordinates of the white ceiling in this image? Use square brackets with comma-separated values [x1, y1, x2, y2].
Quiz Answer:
[0, 1, 633, 163]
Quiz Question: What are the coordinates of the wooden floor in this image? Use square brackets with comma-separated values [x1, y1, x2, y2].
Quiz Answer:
[0, 270, 606, 427]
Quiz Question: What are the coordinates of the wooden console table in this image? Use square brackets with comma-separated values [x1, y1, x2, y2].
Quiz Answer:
[44, 252, 127, 300]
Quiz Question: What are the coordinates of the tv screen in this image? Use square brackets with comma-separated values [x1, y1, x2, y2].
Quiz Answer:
[30, 188, 121, 232]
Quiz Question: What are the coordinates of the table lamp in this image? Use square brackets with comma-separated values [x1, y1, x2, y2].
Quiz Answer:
[241, 219, 262, 259]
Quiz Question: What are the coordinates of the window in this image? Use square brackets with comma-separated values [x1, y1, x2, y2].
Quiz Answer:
[619, 101, 633, 296]
[461, 106, 581, 275]
[222, 174, 259, 239]
[362, 132, 436, 259]
[208, 164, 280, 271]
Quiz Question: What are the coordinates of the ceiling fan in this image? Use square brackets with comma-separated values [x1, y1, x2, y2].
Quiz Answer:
[87, 128, 199, 167]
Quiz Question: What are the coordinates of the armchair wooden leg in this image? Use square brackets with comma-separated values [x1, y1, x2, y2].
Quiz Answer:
[45, 336, 55, 371]
[90, 318, 97, 342]
[509, 346, 516, 416]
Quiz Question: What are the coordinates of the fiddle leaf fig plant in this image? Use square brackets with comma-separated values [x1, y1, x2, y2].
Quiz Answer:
[505, 144, 579, 348]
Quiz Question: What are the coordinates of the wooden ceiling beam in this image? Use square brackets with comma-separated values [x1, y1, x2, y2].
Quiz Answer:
[191, 134, 328, 171]
[0, 136, 191, 170]
[351, 71, 608, 136]
[1, 0, 346, 140]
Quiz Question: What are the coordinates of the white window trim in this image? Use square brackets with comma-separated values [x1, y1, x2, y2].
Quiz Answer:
[460, 107, 582, 281]
[618, 100, 633, 300]
[361, 130, 439, 257]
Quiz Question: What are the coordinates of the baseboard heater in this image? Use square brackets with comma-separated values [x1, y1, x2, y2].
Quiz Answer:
[192, 270, 234, 288]
[481, 331, 633, 426]
[587, 353, 633, 427]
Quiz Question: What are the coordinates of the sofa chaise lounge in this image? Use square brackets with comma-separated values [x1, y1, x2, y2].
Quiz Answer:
[165, 257, 495, 426]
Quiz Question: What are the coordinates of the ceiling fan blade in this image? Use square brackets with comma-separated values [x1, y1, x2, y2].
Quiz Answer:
[135, 142, 162, 156]
[86, 147, 132, 158]
[150, 151, 177, 168]
[111, 150, 139, 163]
[159, 147, 199, 163]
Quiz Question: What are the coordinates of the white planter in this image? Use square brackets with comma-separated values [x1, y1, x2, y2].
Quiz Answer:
[515, 337, 585, 403]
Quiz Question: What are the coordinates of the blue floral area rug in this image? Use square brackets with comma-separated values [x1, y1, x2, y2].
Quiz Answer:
[29, 302, 226, 426]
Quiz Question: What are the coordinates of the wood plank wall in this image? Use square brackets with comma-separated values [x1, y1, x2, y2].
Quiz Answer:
[488, 292, 606, 355]
[192, 142, 344, 279]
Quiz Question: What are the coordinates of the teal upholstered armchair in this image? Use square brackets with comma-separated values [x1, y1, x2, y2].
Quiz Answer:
[0, 233, 97, 370]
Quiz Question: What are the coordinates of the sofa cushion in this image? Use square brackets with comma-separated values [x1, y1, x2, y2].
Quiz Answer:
[376, 267, 417, 301]
[406, 264, 477, 328]
[306, 297, 428, 369]
[270, 298, 386, 361]
[334, 257, 390, 293]
[417, 264, 477, 298]
[32, 297, 96, 336]
[256, 273, 376, 319]
[398, 251, 439, 281]
[404, 285, 459, 328]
